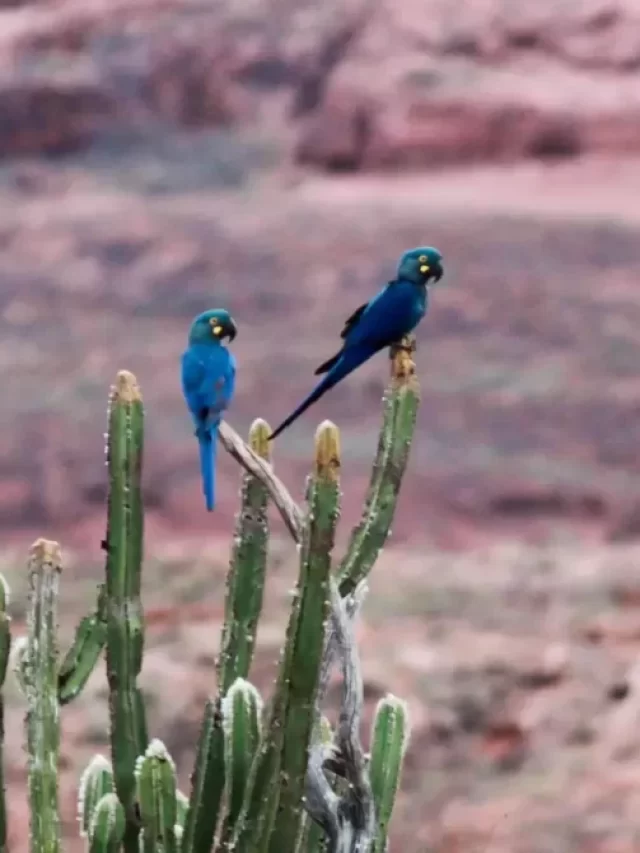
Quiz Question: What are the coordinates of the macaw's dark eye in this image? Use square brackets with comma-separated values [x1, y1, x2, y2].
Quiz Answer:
[418, 255, 427, 263]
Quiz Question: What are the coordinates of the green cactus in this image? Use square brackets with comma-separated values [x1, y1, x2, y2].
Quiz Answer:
[182, 419, 272, 853]
[232, 422, 339, 853]
[217, 419, 271, 694]
[103, 370, 148, 851]
[0, 574, 10, 853]
[8, 343, 418, 853]
[24, 539, 63, 853]
[175, 789, 189, 829]
[135, 739, 179, 853]
[218, 677, 263, 848]
[88, 793, 126, 853]
[180, 696, 227, 853]
[338, 336, 420, 597]
[369, 695, 410, 853]
[58, 584, 107, 705]
[78, 755, 115, 838]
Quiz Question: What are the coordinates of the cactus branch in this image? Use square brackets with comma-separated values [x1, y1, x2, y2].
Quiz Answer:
[218, 678, 263, 848]
[104, 370, 148, 852]
[217, 419, 272, 694]
[58, 585, 107, 705]
[135, 739, 178, 853]
[304, 581, 375, 853]
[88, 793, 126, 853]
[233, 423, 339, 853]
[266, 422, 339, 853]
[369, 696, 410, 853]
[338, 335, 420, 597]
[25, 539, 63, 853]
[181, 697, 227, 853]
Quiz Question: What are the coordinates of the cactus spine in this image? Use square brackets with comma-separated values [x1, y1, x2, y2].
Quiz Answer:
[104, 370, 148, 851]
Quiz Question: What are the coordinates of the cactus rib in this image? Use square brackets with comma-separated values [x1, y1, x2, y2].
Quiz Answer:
[181, 697, 226, 853]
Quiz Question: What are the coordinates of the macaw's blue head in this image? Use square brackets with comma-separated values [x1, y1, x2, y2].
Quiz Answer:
[188, 309, 238, 345]
[397, 246, 444, 286]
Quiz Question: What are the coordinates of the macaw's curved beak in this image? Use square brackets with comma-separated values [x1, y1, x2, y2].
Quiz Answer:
[225, 318, 238, 342]
[431, 262, 444, 284]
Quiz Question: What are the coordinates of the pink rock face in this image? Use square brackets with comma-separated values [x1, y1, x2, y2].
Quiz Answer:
[0, 0, 639, 164]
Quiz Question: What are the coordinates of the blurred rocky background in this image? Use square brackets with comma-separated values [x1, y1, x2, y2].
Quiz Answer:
[3, 0, 640, 850]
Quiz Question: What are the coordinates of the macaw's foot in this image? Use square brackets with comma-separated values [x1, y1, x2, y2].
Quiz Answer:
[389, 335, 416, 357]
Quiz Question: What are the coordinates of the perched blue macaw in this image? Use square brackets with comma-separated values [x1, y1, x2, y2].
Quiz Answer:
[181, 309, 237, 511]
[268, 247, 444, 441]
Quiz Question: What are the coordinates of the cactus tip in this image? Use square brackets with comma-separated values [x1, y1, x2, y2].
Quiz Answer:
[28, 538, 62, 571]
[112, 369, 142, 404]
[390, 335, 416, 385]
[376, 693, 411, 753]
[249, 418, 272, 460]
[314, 420, 341, 480]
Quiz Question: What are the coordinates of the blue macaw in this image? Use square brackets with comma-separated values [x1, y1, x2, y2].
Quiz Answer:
[181, 309, 237, 511]
[268, 246, 444, 441]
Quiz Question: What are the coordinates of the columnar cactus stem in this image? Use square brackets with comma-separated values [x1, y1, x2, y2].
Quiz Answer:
[78, 755, 115, 838]
[218, 677, 263, 848]
[268, 422, 339, 853]
[338, 335, 420, 597]
[180, 697, 226, 853]
[24, 538, 63, 853]
[104, 370, 148, 852]
[233, 422, 339, 853]
[369, 695, 410, 853]
[135, 739, 178, 853]
[88, 793, 126, 853]
[58, 585, 107, 705]
[183, 420, 271, 853]
[0, 574, 10, 853]
[217, 418, 271, 694]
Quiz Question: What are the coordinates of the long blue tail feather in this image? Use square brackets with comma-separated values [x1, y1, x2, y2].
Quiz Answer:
[269, 347, 373, 440]
[197, 422, 218, 511]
